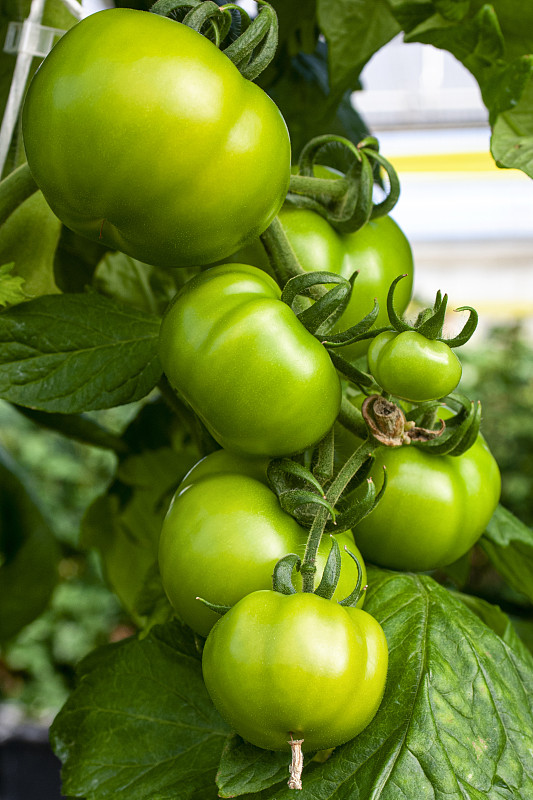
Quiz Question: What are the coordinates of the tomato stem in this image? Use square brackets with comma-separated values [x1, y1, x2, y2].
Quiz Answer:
[301, 439, 379, 592]
[260, 215, 306, 286]
[288, 735, 304, 790]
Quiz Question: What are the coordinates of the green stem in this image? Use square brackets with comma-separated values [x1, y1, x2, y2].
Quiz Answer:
[337, 396, 368, 440]
[260, 215, 305, 287]
[0, 162, 38, 226]
[300, 438, 380, 592]
[288, 174, 348, 199]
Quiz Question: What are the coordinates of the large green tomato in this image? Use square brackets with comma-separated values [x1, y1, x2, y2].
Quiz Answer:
[158, 450, 366, 637]
[22, 8, 290, 267]
[202, 590, 388, 751]
[158, 263, 341, 456]
[368, 330, 462, 402]
[352, 426, 501, 571]
[235, 206, 414, 359]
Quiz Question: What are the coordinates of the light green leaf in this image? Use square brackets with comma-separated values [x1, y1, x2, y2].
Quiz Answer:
[0, 261, 26, 307]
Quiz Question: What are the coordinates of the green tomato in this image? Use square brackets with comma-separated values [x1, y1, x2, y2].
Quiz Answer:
[367, 330, 462, 402]
[22, 8, 290, 268]
[202, 589, 388, 751]
[158, 263, 341, 456]
[158, 450, 366, 637]
[352, 425, 501, 571]
[235, 206, 414, 359]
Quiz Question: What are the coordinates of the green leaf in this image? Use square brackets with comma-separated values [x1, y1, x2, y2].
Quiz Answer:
[317, 0, 401, 97]
[386, 0, 533, 177]
[82, 401, 198, 627]
[0, 292, 162, 412]
[455, 591, 533, 666]
[235, 569, 533, 798]
[50, 621, 230, 800]
[0, 262, 26, 307]
[0, 446, 61, 641]
[217, 736, 288, 798]
[480, 504, 533, 604]
[0, 191, 61, 297]
[92, 251, 180, 316]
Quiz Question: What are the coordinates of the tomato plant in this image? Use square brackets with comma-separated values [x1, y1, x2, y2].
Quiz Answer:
[21, 8, 290, 268]
[368, 330, 463, 402]
[352, 424, 501, 571]
[158, 263, 341, 456]
[202, 589, 388, 752]
[158, 449, 366, 636]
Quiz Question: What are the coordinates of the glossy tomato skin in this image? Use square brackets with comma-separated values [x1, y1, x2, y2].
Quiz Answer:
[158, 263, 341, 456]
[202, 590, 388, 751]
[353, 432, 501, 571]
[368, 330, 462, 402]
[235, 207, 414, 359]
[22, 8, 290, 267]
[158, 450, 366, 637]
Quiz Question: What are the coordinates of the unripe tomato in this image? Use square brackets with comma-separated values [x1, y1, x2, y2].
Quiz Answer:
[22, 8, 290, 267]
[158, 264, 341, 456]
[202, 590, 388, 751]
[353, 429, 501, 571]
[368, 330, 462, 402]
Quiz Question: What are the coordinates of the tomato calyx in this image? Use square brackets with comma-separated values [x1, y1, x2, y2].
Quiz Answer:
[272, 538, 366, 608]
[151, 0, 278, 80]
[387, 274, 478, 347]
[286, 135, 400, 234]
[407, 394, 483, 457]
[362, 394, 445, 447]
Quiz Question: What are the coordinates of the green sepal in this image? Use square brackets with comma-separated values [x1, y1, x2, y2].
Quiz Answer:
[386, 274, 413, 333]
[196, 597, 232, 616]
[416, 293, 448, 340]
[445, 307, 479, 348]
[278, 488, 336, 525]
[326, 349, 374, 388]
[385, 275, 478, 347]
[338, 548, 365, 608]
[296, 282, 352, 336]
[286, 134, 400, 235]
[222, 1, 278, 81]
[313, 537, 341, 600]
[410, 394, 482, 456]
[267, 457, 326, 498]
[272, 553, 301, 595]
[319, 299, 381, 347]
[326, 470, 386, 533]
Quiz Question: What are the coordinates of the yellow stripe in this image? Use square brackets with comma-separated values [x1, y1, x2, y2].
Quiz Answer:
[388, 151, 522, 175]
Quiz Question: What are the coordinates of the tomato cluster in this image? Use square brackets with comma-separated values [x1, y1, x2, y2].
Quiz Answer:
[22, 4, 501, 781]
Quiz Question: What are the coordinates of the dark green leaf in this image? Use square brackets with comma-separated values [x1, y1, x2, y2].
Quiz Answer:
[0, 446, 60, 641]
[318, 0, 401, 97]
[480, 504, 533, 604]
[217, 736, 288, 798]
[386, 0, 533, 177]
[50, 621, 230, 800]
[0, 293, 162, 412]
